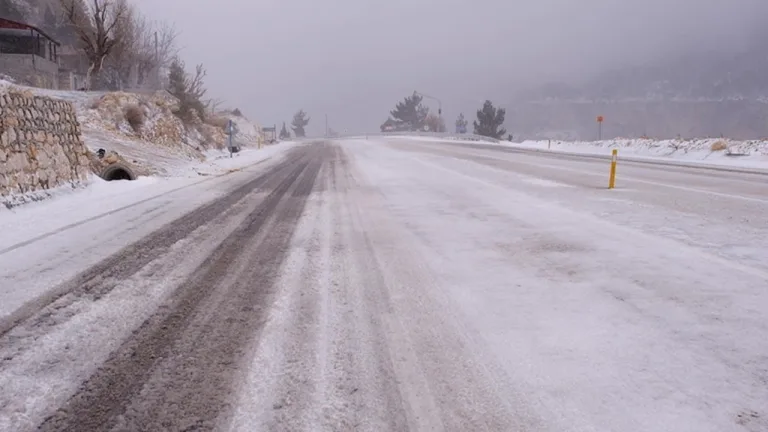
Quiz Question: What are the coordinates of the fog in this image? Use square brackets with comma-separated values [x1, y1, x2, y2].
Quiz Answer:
[133, 0, 768, 135]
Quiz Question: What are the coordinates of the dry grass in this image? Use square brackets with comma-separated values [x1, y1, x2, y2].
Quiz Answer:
[205, 115, 230, 129]
[124, 104, 145, 132]
[89, 97, 102, 110]
[710, 140, 728, 151]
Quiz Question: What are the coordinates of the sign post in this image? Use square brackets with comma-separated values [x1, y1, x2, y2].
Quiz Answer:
[226, 120, 239, 158]
[597, 115, 604, 141]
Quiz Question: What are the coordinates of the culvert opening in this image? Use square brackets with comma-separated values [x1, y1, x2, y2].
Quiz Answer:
[101, 164, 137, 181]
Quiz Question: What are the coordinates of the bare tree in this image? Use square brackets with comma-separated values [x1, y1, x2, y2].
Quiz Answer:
[86, 2, 179, 91]
[101, 2, 139, 89]
[206, 98, 225, 114]
[426, 112, 446, 132]
[187, 63, 207, 102]
[133, 18, 179, 88]
[60, 0, 129, 89]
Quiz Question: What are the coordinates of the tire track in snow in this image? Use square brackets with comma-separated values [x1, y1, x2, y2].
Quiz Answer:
[0, 157, 275, 257]
[36, 145, 327, 432]
[0, 150, 304, 337]
[225, 146, 412, 431]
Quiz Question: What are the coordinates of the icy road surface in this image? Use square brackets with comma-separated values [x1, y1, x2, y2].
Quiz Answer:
[1, 139, 767, 431]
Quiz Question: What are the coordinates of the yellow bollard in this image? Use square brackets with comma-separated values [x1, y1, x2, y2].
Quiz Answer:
[608, 149, 618, 189]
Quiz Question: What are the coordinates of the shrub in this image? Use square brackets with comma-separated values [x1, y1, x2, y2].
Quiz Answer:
[205, 115, 230, 129]
[710, 140, 727, 151]
[124, 104, 145, 132]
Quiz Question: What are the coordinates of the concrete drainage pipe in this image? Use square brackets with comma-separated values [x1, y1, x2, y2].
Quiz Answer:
[101, 163, 137, 181]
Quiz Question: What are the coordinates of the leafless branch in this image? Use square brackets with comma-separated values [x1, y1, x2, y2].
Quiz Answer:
[59, 0, 129, 89]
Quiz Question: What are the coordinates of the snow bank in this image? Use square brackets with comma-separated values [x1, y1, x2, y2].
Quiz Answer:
[390, 134, 768, 169]
[385, 134, 500, 144]
[510, 138, 768, 169]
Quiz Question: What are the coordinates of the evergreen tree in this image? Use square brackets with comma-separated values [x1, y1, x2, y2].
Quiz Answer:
[167, 59, 188, 113]
[166, 58, 207, 123]
[291, 110, 310, 137]
[389, 94, 428, 131]
[455, 113, 468, 133]
[473, 100, 507, 139]
[279, 122, 290, 139]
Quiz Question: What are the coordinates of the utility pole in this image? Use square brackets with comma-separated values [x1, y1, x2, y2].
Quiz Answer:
[414, 90, 442, 132]
[154, 31, 159, 90]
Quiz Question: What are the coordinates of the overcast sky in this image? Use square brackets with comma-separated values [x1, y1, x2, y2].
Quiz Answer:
[132, 0, 767, 135]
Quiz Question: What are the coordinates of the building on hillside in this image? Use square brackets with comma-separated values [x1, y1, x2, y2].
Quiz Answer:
[57, 44, 89, 90]
[0, 16, 60, 88]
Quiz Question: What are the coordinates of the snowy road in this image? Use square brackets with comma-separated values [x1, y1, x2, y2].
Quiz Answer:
[1, 138, 767, 431]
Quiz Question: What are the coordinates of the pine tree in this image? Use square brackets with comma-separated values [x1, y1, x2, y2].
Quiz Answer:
[279, 122, 290, 139]
[291, 110, 310, 137]
[167, 59, 187, 105]
[473, 100, 507, 139]
[166, 59, 208, 123]
[389, 94, 428, 131]
[455, 113, 468, 133]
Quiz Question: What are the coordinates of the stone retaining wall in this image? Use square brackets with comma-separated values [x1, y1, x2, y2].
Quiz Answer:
[0, 90, 91, 200]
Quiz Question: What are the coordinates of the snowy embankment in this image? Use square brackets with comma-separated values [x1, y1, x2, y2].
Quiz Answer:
[389, 133, 768, 170]
[2, 80, 266, 175]
[384, 133, 500, 145]
[510, 138, 768, 170]
[0, 79, 280, 209]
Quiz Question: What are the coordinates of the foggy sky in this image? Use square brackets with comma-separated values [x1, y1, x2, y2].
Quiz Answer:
[132, 0, 768, 135]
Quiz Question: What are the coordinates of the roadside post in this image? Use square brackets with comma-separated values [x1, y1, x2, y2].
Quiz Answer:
[226, 119, 239, 158]
[597, 115, 604, 140]
[608, 149, 618, 189]
[227, 120, 233, 158]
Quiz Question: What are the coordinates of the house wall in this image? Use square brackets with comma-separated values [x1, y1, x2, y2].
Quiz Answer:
[57, 69, 86, 91]
[0, 53, 59, 89]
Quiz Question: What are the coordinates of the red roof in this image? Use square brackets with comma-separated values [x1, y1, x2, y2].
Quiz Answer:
[0, 17, 60, 45]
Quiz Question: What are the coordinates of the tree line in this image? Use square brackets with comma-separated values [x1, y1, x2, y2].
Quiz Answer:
[381, 94, 508, 139]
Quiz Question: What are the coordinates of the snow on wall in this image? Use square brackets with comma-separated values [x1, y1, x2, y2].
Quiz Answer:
[0, 88, 91, 206]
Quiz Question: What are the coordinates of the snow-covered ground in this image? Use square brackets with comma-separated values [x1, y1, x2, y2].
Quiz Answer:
[342, 138, 768, 431]
[386, 134, 768, 170]
[507, 138, 768, 170]
[509, 138, 768, 169]
[383, 133, 500, 145]
[0, 142, 298, 322]
[1, 137, 766, 431]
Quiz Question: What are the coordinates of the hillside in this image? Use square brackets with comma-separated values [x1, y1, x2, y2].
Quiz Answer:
[509, 30, 768, 140]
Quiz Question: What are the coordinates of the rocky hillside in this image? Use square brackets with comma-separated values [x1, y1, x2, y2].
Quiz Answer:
[2, 79, 263, 176]
[509, 29, 768, 140]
